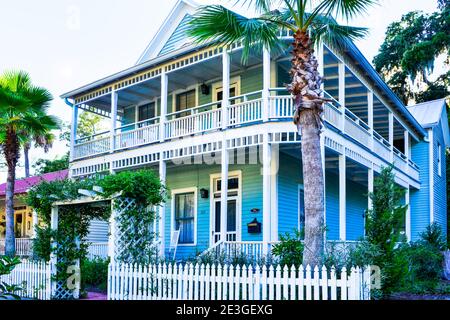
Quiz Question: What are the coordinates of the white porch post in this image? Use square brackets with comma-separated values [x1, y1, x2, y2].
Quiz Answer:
[404, 131, 410, 160]
[270, 143, 279, 242]
[110, 90, 118, 152]
[339, 155, 346, 241]
[368, 91, 374, 151]
[160, 70, 168, 142]
[108, 200, 116, 262]
[367, 165, 374, 237]
[50, 206, 59, 298]
[220, 140, 229, 242]
[222, 49, 230, 129]
[405, 185, 411, 241]
[262, 47, 271, 122]
[338, 62, 346, 131]
[32, 209, 38, 238]
[388, 112, 394, 161]
[262, 133, 271, 254]
[69, 104, 78, 161]
[159, 159, 166, 255]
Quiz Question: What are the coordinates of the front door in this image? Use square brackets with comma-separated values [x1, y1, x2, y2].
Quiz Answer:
[213, 198, 238, 243]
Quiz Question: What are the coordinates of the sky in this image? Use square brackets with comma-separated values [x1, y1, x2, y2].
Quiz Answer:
[0, 0, 440, 182]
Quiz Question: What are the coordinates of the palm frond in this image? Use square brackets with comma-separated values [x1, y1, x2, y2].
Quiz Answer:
[188, 5, 284, 62]
[319, 0, 378, 21]
[310, 15, 369, 52]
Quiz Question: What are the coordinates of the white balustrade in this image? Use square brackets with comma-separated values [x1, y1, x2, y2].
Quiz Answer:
[0, 238, 33, 256]
[228, 98, 263, 126]
[115, 122, 160, 150]
[268, 95, 294, 118]
[73, 136, 110, 160]
[165, 108, 221, 139]
[344, 113, 371, 146]
[323, 103, 342, 128]
[87, 242, 109, 260]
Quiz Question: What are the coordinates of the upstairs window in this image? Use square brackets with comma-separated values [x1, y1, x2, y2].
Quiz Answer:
[176, 90, 196, 117]
[138, 102, 156, 123]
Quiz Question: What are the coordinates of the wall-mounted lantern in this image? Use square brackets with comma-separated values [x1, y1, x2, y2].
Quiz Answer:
[200, 188, 209, 199]
[200, 83, 210, 95]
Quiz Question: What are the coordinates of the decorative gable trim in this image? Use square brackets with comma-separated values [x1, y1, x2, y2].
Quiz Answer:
[136, 0, 199, 65]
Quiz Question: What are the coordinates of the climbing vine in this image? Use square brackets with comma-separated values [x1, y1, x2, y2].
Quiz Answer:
[24, 169, 167, 296]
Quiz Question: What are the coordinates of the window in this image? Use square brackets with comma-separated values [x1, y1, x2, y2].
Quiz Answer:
[176, 90, 196, 116]
[438, 143, 442, 177]
[174, 192, 195, 244]
[298, 187, 305, 240]
[138, 102, 156, 122]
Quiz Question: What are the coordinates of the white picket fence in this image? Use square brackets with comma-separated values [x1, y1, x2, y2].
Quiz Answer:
[0, 238, 34, 256]
[108, 262, 370, 300]
[87, 242, 109, 260]
[0, 259, 51, 300]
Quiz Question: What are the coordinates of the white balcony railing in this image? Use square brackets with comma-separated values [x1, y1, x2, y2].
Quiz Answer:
[115, 118, 160, 150]
[71, 89, 420, 178]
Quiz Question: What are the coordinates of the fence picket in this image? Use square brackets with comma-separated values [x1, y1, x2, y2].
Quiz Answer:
[105, 262, 369, 301]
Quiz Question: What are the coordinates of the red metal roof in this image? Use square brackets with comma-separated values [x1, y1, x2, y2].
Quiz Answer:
[0, 170, 68, 196]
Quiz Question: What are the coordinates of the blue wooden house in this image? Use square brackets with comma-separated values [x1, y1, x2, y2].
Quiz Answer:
[61, 0, 449, 258]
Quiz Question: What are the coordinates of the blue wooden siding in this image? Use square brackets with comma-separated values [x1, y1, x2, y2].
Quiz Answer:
[164, 162, 263, 258]
[345, 179, 366, 240]
[87, 219, 109, 243]
[277, 152, 303, 236]
[159, 14, 192, 57]
[411, 139, 430, 241]
[325, 172, 340, 240]
[433, 118, 447, 240]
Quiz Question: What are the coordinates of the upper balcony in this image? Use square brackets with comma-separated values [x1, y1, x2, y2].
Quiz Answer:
[66, 44, 421, 182]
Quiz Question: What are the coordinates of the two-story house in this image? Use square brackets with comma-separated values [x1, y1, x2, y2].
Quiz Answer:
[61, 0, 448, 259]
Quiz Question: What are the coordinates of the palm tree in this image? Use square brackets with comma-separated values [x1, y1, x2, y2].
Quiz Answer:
[189, 0, 376, 266]
[0, 71, 59, 256]
[23, 132, 55, 177]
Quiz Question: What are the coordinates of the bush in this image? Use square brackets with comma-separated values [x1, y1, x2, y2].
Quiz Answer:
[80, 257, 109, 294]
[271, 230, 304, 267]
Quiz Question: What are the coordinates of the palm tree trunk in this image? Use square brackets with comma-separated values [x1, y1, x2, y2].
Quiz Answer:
[4, 128, 19, 257]
[24, 143, 30, 178]
[289, 30, 325, 267]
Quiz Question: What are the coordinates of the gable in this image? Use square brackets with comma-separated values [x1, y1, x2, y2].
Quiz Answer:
[136, 0, 198, 64]
[158, 14, 193, 57]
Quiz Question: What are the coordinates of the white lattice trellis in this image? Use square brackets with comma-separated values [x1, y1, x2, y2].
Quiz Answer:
[110, 197, 159, 264]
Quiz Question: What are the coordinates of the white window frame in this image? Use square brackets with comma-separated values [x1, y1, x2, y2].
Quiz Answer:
[172, 84, 199, 113]
[209, 170, 242, 245]
[211, 76, 241, 104]
[438, 142, 442, 177]
[171, 187, 198, 247]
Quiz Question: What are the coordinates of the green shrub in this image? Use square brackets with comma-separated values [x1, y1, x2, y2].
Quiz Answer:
[0, 256, 22, 299]
[271, 230, 304, 267]
[80, 257, 109, 293]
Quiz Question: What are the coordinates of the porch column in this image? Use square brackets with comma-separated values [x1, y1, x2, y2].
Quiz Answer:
[368, 91, 374, 151]
[404, 130, 410, 161]
[110, 90, 118, 152]
[339, 154, 346, 241]
[108, 200, 117, 261]
[405, 185, 411, 241]
[222, 49, 230, 130]
[32, 209, 39, 238]
[388, 112, 394, 161]
[69, 104, 78, 161]
[262, 133, 271, 254]
[367, 165, 374, 237]
[270, 143, 279, 242]
[50, 206, 59, 297]
[159, 159, 166, 255]
[338, 62, 346, 131]
[262, 47, 271, 122]
[220, 140, 229, 242]
[160, 70, 168, 142]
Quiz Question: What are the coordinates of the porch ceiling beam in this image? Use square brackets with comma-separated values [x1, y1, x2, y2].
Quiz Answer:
[324, 74, 353, 80]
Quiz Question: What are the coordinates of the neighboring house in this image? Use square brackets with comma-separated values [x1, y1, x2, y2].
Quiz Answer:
[0, 170, 69, 239]
[0, 169, 109, 256]
[60, 0, 449, 259]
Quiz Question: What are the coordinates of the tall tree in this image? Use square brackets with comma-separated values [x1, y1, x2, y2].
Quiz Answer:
[0, 71, 59, 256]
[188, 0, 376, 266]
[373, 1, 450, 104]
[23, 132, 55, 177]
